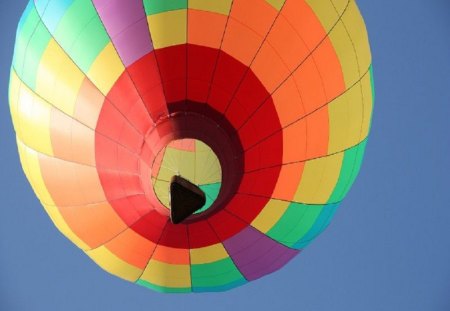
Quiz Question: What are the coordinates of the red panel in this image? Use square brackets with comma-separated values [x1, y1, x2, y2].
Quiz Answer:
[155, 45, 187, 102]
[238, 167, 281, 198]
[107, 74, 141, 114]
[208, 51, 247, 113]
[116, 144, 139, 173]
[158, 223, 190, 249]
[132, 210, 168, 242]
[187, 44, 218, 103]
[242, 133, 283, 172]
[237, 99, 280, 147]
[227, 71, 271, 128]
[95, 135, 118, 169]
[225, 194, 267, 224]
[188, 220, 221, 249]
[208, 211, 248, 241]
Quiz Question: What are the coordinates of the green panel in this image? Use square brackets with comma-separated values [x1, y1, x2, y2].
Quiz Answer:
[267, 202, 324, 248]
[328, 139, 367, 203]
[136, 279, 192, 293]
[15, 21, 52, 90]
[294, 203, 339, 249]
[197, 182, 221, 214]
[191, 257, 245, 288]
[144, 0, 188, 15]
[53, 0, 109, 72]
[12, 5, 41, 79]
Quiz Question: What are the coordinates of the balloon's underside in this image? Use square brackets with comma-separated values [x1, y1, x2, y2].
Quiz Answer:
[10, 0, 373, 292]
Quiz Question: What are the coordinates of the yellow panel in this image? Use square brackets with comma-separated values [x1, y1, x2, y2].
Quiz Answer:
[360, 71, 373, 139]
[154, 179, 170, 206]
[251, 199, 290, 233]
[17, 139, 54, 205]
[341, 0, 371, 73]
[331, 0, 350, 14]
[16, 85, 53, 156]
[328, 78, 365, 153]
[42, 203, 90, 250]
[305, 0, 341, 32]
[178, 152, 196, 182]
[147, 10, 187, 49]
[190, 243, 229, 264]
[266, 0, 285, 11]
[17, 140, 91, 248]
[9, 71, 21, 137]
[327, 21, 359, 88]
[189, 0, 232, 15]
[294, 152, 344, 203]
[86, 246, 143, 282]
[195, 152, 221, 184]
[140, 259, 191, 288]
[87, 43, 125, 95]
[36, 39, 84, 116]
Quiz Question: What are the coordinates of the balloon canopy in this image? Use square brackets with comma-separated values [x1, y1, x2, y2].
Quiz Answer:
[9, 0, 374, 292]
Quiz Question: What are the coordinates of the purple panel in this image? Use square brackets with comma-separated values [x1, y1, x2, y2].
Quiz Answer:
[223, 226, 299, 281]
[93, 0, 153, 66]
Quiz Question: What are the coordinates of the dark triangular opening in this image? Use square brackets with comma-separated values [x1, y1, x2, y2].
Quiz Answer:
[169, 175, 206, 224]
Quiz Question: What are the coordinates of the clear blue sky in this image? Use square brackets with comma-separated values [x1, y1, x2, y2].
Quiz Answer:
[1, 1, 449, 310]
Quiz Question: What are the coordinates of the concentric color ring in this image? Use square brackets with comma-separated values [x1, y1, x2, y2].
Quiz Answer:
[9, 0, 374, 293]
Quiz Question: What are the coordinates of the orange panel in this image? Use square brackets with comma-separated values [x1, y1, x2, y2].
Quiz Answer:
[105, 228, 157, 269]
[281, 0, 327, 51]
[272, 162, 305, 200]
[312, 37, 346, 101]
[271, 77, 306, 127]
[250, 41, 290, 93]
[49, 108, 73, 163]
[304, 107, 329, 159]
[39, 153, 106, 207]
[50, 108, 96, 166]
[74, 78, 105, 129]
[221, 18, 263, 66]
[266, 14, 310, 71]
[292, 56, 327, 114]
[188, 10, 228, 48]
[281, 120, 307, 163]
[230, 0, 278, 37]
[152, 244, 190, 265]
[58, 201, 127, 249]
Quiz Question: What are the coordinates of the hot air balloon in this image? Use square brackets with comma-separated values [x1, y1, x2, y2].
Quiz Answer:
[9, 0, 374, 292]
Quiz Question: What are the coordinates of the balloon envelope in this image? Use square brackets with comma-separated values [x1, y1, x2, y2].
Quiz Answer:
[9, 0, 373, 292]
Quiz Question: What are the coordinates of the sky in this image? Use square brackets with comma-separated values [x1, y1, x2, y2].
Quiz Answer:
[1, 1, 450, 310]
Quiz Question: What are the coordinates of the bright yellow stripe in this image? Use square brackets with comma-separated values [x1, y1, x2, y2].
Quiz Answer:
[360, 70, 373, 139]
[328, 80, 365, 153]
[305, 0, 341, 33]
[17, 140, 89, 249]
[9, 71, 21, 137]
[330, 0, 349, 14]
[294, 153, 344, 203]
[15, 83, 53, 156]
[189, 0, 232, 15]
[17, 139, 54, 205]
[190, 243, 229, 264]
[86, 246, 143, 282]
[140, 260, 191, 288]
[147, 10, 187, 49]
[36, 39, 84, 116]
[341, 1, 371, 75]
[251, 199, 290, 233]
[87, 42, 124, 95]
